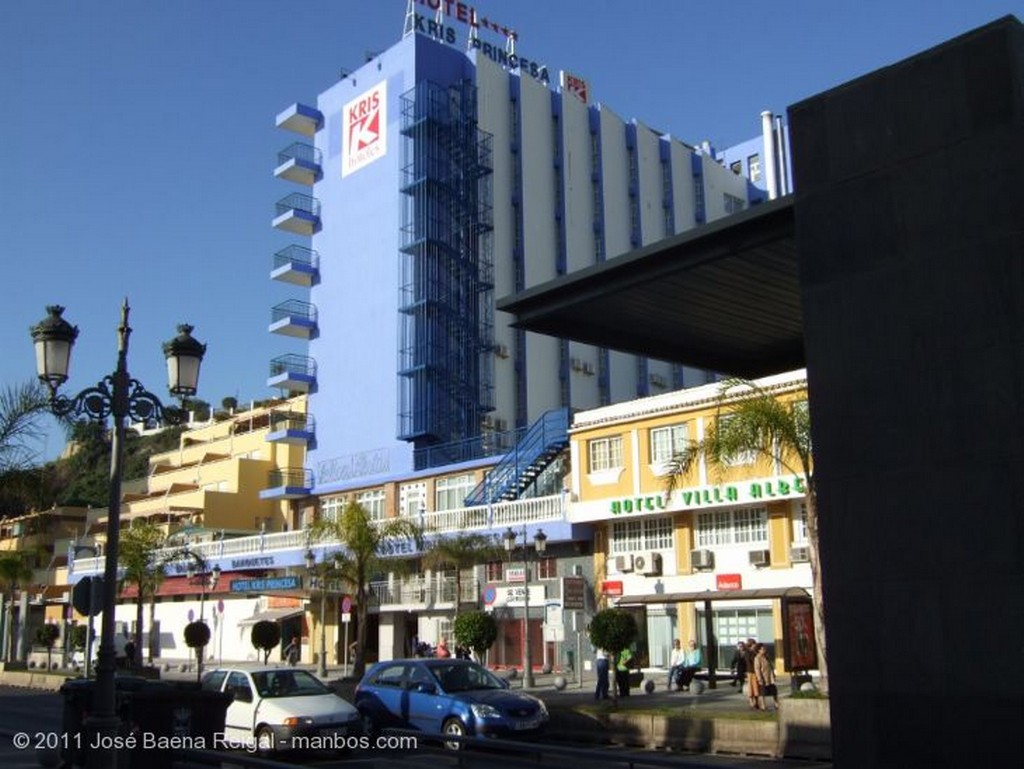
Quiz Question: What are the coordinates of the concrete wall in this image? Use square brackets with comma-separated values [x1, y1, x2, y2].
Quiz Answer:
[789, 17, 1023, 769]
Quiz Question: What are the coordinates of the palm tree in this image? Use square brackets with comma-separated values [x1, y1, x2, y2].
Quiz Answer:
[665, 377, 828, 692]
[309, 500, 422, 679]
[0, 553, 33, 662]
[118, 521, 168, 667]
[0, 381, 51, 473]
[421, 532, 503, 616]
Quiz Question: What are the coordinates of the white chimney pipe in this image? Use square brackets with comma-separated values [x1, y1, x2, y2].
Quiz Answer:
[774, 115, 789, 196]
[761, 110, 778, 200]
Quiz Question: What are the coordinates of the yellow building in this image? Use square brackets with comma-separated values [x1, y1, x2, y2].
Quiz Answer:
[569, 370, 814, 674]
[89, 395, 310, 546]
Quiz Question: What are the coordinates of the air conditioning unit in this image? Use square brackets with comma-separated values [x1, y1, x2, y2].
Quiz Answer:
[690, 549, 714, 571]
[614, 554, 634, 573]
[634, 552, 662, 576]
[749, 549, 771, 568]
[494, 344, 509, 359]
[571, 357, 584, 371]
[790, 545, 811, 563]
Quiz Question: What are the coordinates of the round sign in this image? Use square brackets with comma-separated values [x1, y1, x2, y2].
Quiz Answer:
[482, 585, 497, 606]
[341, 595, 353, 613]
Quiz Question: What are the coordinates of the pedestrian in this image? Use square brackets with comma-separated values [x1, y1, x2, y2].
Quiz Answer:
[754, 643, 779, 710]
[435, 636, 451, 658]
[123, 640, 136, 670]
[667, 639, 684, 691]
[744, 638, 761, 708]
[615, 647, 633, 697]
[594, 648, 610, 700]
[284, 635, 300, 666]
[678, 639, 703, 691]
[729, 641, 747, 688]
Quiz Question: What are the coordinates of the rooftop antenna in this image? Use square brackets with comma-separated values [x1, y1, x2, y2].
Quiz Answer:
[403, 0, 415, 37]
[506, 29, 517, 57]
[434, 1, 444, 40]
[467, 19, 479, 51]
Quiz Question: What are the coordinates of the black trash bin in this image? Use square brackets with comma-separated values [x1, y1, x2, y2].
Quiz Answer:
[124, 684, 232, 766]
[59, 676, 169, 768]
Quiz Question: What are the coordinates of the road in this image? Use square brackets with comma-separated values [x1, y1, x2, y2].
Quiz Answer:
[0, 686, 830, 769]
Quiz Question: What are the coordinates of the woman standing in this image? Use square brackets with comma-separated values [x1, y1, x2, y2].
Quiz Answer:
[745, 639, 761, 709]
[753, 643, 778, 710]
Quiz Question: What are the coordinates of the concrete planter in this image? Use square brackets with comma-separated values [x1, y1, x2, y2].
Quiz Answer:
[778, 696, 832, 759]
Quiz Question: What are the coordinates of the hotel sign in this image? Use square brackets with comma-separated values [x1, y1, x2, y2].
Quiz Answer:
[343, 81, 387, 178]
[231, 576, 301, 593]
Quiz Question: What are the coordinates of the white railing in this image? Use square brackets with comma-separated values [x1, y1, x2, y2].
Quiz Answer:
[69, 494, 566, 574]
[369, 576, 479, 607]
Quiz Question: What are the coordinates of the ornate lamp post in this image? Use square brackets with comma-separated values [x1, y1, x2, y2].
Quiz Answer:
[31, 301, 204, 769]
[304, 549, 330, 678]
[503, 526, 547, 688]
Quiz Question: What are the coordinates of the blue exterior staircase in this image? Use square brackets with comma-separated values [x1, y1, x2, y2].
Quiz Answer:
[464, 408, 570, 506]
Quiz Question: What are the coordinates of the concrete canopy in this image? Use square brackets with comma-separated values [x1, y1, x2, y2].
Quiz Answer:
[496, 196, 800, 378]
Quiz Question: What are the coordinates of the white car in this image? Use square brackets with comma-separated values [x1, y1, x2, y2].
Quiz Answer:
[201, 667, 362, 754]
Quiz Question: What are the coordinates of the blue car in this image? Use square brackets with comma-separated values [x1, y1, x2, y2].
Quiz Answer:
[355, 658, 548, 748]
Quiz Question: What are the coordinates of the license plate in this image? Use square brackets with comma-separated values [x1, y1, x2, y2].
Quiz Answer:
[513, 718, 540, 731]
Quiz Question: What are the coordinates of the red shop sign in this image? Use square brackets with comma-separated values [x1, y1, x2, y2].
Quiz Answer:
[601, 580, 624, 596]
[717, 574, 742, 590]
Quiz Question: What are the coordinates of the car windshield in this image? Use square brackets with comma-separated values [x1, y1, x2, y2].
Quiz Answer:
[431, 663, 506, 693]
[251, 670, 330, 698]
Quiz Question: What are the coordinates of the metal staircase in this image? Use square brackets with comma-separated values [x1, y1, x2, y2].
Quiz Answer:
[464, 408, 569, 506]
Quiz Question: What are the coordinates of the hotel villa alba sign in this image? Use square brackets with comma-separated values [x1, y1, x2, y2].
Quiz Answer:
[571, 475, 808, 523]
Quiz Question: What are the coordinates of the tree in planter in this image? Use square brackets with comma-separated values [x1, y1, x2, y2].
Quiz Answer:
[452, 611, 498, 664]
[251, 620, 281, 664]
[184, 621, 211, 679]
[588, 609, 638, 704]
[664, 377, 827, 692]
[35, 623, 60, 670]
[69, 624, 94, 669]
[420, 532, 502, 617]
[310, 500, 423, 679]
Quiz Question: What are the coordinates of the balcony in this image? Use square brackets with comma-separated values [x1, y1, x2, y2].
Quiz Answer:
[260, 468, 313, 500]
[274, 142, 323, 186]
[269, 300, 318, 339]
[369, 576, 481, 610]
[276, 102, 323, 137]
[267, 411, 315, 446]
[268, 353, 317, 392]
[271, 245, 320, 287]
[273, 193, 321, 235]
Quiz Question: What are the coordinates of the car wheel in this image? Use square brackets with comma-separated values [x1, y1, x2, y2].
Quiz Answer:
[255, 725, 277, 757]
[442, 718, 466, 751]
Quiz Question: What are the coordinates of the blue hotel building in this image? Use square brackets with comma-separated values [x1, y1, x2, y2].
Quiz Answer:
[269, 10, 782, 496]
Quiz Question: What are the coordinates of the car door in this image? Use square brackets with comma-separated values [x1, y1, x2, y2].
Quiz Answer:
[365, 662, 407, 727]
[405, 663, 446, 734]
[222, 670, 257, 741]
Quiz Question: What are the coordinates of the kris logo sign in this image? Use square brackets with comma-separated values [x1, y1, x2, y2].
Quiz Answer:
[343, 81, 387, 177]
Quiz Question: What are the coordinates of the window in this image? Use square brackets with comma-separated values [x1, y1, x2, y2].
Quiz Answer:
[695, 507, 768, 548]
[435, 473, 474, 511]
[650, 423, 689, 464]
[320, 496, 344, 523]
[729, 160, 742, 175]
[400, 482, 426, 517]
[357, 489, 385, 521]
[723, 193, 745, 214]
[793, 502, 808, 544]
[485, 560, 504, 582]
[748, 153, 762, 182]
[588, 436, 623, 472]
[536, 557, 557, 579]
[610, 515, 673, 554]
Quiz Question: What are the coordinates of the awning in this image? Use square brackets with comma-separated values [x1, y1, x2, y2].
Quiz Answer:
[616, 587, 810, 605]
[237, 608, 304, 626]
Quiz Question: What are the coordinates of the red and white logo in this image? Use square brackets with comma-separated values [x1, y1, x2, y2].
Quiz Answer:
[560, 70, 589, 104]
[343, 81, 387, 177]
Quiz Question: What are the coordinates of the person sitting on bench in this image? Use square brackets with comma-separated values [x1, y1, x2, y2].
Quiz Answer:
[675, 639, 703, 691]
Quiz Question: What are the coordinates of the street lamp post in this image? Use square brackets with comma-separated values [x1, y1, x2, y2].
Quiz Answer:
[503, 526, 547, 689]
[304, 549, 329, 678]
[31, 301, 205, 769]
[185, 554, 221, 680]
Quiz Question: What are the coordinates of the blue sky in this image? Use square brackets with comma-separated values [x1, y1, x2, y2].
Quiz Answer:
[2, 0, 1019, 461]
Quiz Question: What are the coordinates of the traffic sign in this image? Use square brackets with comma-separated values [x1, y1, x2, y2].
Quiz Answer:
[71, 576, 103, 616]
[341, 595, 353, 613]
